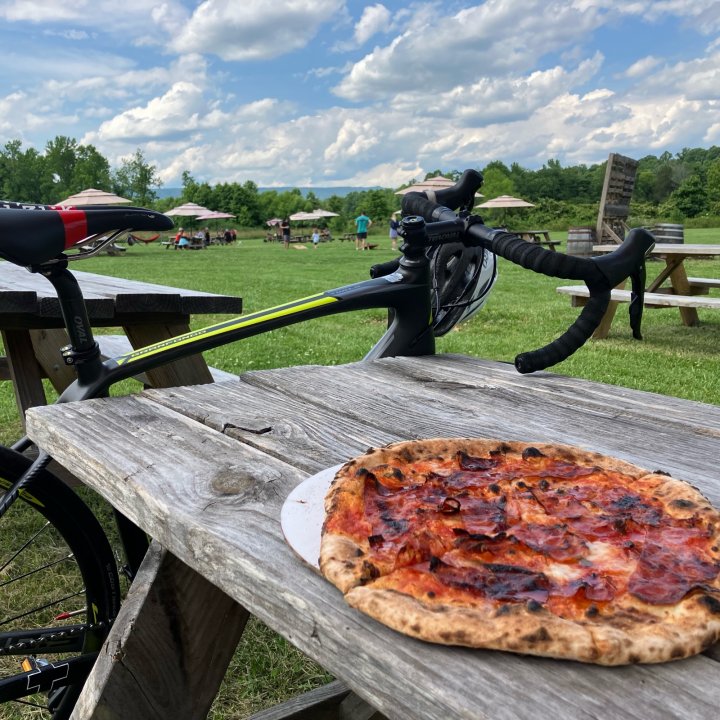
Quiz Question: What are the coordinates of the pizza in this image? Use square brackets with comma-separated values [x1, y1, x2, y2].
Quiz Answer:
[319, 438, 720, 665]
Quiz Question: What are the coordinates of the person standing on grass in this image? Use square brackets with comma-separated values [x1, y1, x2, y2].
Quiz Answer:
[281, 217, 291, 249]
[312, 227, 320, 249]
[355, 210, 372, 250]
[389, 216, 399, 251]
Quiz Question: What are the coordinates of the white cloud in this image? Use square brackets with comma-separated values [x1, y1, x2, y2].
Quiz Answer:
[171, 0, 345, 61]
[639, 0, 720, 34]
[87, 80, 224, 142]
[624, 56, 662, 78]
[333, 0, 606, 102]
[354, 4, 391, 45]
[1, 0, 719, 189]
[0, 0, 186, 35]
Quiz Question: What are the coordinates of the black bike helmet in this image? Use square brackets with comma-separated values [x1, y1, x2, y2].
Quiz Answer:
[428, 240, 497, 336]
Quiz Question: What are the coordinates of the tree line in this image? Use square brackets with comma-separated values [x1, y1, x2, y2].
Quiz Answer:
[1, 136, 719, 231]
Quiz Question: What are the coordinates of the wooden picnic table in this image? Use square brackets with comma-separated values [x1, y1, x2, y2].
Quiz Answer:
[557, 243, 720, 338]
[515, 229, 560, 250]
[0, 262, 242, 424]
[25, 355, 720, 720]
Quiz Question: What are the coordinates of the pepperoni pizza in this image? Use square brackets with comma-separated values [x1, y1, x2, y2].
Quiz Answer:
[319, 439, 720, 665]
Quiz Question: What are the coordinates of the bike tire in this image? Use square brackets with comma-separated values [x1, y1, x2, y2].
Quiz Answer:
[0, 444, 120, 719]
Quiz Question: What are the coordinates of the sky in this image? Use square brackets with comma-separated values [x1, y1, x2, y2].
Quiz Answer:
[0, 0, 719, 189]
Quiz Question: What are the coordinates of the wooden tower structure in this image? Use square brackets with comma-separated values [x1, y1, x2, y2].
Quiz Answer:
[595, 153, 639, 244]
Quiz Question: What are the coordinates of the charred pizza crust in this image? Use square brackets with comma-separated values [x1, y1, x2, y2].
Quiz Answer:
[319, 438, 720, 665]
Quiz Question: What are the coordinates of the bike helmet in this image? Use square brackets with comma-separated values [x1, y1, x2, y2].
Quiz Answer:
[427, 240, 497, 336]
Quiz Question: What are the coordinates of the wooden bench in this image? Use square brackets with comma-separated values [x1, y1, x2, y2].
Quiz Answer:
[687, 277, 720, 293]
[557, 285, 720, 310]
[538, 240, 560, 251]
[161, 240, 205, 250]
[96, 334, 238, 384]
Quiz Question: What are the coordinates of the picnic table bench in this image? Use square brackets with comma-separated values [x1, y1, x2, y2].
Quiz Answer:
[25, 355, 720, 720]
[515, 229, 560, 250]
[556, 243, 720, 337]
[0, 263, 242, 423]
[161, 238, 205, 249]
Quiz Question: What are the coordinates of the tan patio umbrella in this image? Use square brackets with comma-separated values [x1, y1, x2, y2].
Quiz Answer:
[312, 209, 340, 217]
[289, 211, 323, 221]
[60, 188, 130, 205]
[475, 195, 535, 226]
[164, 202, 212, 217]
[195, 211, 235, 221]
[475, 195, 535, 209]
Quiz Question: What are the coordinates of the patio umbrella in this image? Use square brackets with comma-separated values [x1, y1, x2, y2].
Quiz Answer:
[60, 188, 130, 205]
[164, 202, 212, 217]
[475, 195, 535, 226]
[289, 211, 323, 221]
[475, 195, 535, 209]
[312, 209, 339, 217]
[266, 218, 283, 227]
[195, 211, 235, 221]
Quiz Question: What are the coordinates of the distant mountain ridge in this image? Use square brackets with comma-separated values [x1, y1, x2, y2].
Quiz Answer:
[156, 186, 379, 200]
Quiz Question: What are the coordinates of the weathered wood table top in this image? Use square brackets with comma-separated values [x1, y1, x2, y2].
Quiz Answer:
[0, 262, 243, 327]
[26, 355, 720, 720]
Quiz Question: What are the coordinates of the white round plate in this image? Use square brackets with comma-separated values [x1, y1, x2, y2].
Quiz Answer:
[281, 464, 343, 570]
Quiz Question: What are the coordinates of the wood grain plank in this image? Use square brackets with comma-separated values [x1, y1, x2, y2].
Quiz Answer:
[0, 263, 242, 321]
[72, 542, 249, 720]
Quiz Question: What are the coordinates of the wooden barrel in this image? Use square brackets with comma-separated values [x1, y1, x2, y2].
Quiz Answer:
[652, 223, 684, 244]
[566, 226, 596, 257]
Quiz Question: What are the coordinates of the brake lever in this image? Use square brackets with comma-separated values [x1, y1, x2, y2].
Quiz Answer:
[628, 259, 646, 340]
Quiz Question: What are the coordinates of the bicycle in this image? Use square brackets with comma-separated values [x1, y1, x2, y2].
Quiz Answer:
[0, 170, 654, 718]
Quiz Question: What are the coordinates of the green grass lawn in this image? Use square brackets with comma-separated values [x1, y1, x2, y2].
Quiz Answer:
[1, 227, 719, 717]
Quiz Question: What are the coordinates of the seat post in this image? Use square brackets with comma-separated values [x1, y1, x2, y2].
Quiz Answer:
[38, 262, 103, 386]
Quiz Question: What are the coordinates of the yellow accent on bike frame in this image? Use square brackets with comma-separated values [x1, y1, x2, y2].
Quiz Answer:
[115, 294, 339, 365]
[0, 477, 45, 507]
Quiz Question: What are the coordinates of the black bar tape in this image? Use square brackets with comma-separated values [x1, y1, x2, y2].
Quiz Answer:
[514, 292, 610, 373]
[370, 258, 401, 278]
[475, 229, 605, 283]
[401, 192, 446, 221]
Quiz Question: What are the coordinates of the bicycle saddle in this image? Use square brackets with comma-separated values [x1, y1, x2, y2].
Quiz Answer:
[0, 202, 174, 266]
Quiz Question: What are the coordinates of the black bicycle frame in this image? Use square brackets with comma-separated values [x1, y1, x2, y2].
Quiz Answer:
[49, 252, 433, 407]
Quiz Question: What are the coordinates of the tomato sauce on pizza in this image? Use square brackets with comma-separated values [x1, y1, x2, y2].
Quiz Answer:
[319, 439, 720, 665]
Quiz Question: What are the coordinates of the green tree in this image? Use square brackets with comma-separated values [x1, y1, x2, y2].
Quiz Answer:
[72, 144, 112, 194]
[0, 140, 54, 202]
[480, 161, 514, 199]
[707, 158, 720, 213]
[112, 149, 162, 206]
[181, 170, 199, 202]
[44, 136, 78, 197]
[633, 170, 657, 203]
[653, 164, 676, 203]
[672, 174, 708, 217]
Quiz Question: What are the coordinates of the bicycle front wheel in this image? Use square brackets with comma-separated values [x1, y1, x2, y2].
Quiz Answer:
[0, 445, 120, 719]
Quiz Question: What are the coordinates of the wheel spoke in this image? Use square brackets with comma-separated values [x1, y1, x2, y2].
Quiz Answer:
[0, 520, 51, 573]
[1, 552, 74, 588]
[1, 589, 86, 628]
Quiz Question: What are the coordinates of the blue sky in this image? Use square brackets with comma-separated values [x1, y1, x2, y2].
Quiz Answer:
[1, 1, 719, 189]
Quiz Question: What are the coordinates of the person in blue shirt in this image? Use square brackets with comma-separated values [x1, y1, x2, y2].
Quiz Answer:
[355, 211, 372, 250]
[389, 216, 399, 251]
